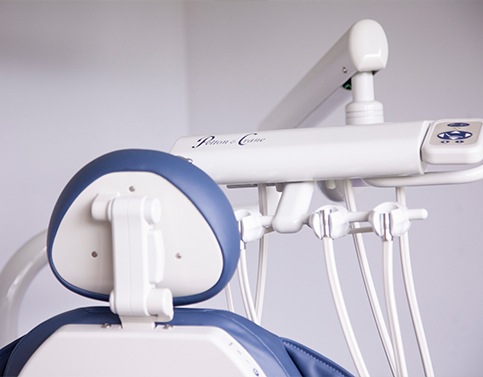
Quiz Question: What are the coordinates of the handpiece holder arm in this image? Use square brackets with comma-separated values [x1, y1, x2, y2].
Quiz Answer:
[366, 162, 483, 187]
[308, 203, 428, 241]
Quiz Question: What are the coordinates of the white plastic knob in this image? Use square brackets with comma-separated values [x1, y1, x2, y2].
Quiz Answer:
[147, 288, 174, 322]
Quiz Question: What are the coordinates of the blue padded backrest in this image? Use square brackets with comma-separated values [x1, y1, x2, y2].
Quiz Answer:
[47, 149, 240, 306]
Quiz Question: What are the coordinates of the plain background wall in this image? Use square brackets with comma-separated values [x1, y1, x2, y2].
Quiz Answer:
[1, 2, 483, 376]
[0, 0, 190, 348]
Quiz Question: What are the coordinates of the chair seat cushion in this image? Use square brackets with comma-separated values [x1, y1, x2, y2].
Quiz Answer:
[1, 307, 352, 377]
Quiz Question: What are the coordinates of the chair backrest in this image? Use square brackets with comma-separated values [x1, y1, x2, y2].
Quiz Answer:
[48, 149, 240, 309]
[0, 149, 353, 377]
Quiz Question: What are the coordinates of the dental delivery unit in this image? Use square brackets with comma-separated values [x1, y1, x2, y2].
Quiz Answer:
[1, 19, 482, 377]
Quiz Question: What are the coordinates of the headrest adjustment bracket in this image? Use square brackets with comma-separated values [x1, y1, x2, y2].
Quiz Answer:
[92, 193, 174, 327]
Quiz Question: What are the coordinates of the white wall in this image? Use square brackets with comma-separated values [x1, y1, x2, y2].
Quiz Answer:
[0, 0, 189, 339]
[1, 2, 483, 377]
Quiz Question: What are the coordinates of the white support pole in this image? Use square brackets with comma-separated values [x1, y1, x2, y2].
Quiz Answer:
[0, 231, 48, 347]
[345, 71, 384, 126]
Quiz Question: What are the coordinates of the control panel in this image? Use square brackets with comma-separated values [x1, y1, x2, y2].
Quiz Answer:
[421, 119, 483, 164]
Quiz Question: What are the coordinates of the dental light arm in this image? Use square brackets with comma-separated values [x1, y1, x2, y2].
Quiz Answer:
[259, 19, 388, 130]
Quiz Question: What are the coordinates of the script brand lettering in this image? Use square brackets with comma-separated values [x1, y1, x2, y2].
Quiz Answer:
[191, 133, 266, 149]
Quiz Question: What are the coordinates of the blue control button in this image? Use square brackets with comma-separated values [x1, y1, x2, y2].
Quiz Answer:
[447, 122, 470, 127]
[437, 130, 473, 140]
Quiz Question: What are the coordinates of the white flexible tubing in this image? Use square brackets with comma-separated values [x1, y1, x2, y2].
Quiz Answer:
[343, 180, 397, 376]
[255, 183, 269, 322]
[323, 236, 369, 377]
[224, 283, 235, 313]
[237, 247, 260, 324]
[383, 239, 408, 377]
[237, 253, 252, 320]
[255, 235, 268, 322]
[396, 188, 435, 377]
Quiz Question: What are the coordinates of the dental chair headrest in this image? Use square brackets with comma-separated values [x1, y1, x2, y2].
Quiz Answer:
[47, 149, 240, 306]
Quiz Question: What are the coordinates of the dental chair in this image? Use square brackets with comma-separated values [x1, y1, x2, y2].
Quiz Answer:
[0, 149, 352, 377]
